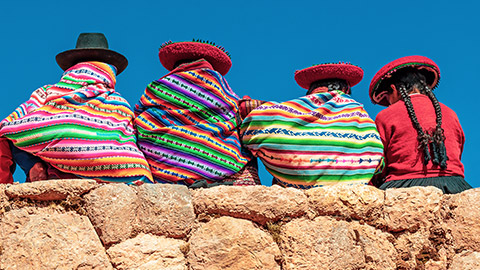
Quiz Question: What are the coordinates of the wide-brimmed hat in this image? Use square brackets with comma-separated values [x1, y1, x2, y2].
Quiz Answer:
[56, 33, 128, 75]
[294, 62, 364, 90]
[369, 55, 440, 106]
[159, 40, 232, 76]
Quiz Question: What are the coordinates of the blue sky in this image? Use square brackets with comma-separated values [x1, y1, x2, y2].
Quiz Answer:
[1, 0, 478, 187]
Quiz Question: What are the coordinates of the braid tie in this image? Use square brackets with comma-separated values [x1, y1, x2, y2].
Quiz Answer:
[418, 132, 432, 165]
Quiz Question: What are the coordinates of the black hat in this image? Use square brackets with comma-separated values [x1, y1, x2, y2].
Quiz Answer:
[55, 33, 128, 74]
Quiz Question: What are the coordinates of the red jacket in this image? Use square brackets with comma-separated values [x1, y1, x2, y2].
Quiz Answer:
[375, 94, 464, 182]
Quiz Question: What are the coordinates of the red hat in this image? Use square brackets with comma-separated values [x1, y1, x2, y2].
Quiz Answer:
[294, 63, 364, 90]
[369, 55, 440, 106]
[159, 40, 232, 76]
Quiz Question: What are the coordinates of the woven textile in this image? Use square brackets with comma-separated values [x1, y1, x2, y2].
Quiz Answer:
[240, 90, 384, 189]
[134, 60, 251, 185]
[0, 62, 153, 184]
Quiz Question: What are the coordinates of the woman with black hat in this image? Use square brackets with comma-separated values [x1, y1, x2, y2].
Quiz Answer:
[0, 33, 153, 184]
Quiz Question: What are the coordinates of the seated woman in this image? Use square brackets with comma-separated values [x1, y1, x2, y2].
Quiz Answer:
[369, 55, 471, 194]
[134, 40, 260, 187]
[240, 63, 384, 189]
[0, 33, 153, 184]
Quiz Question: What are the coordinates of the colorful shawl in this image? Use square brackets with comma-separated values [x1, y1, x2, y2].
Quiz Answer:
[240, 90, 384, 189]
[0, 62, 153, 184]
[134, 60, 250, 185]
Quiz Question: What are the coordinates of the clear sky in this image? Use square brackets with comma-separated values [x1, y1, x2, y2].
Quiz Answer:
[1, 0, 478, 187]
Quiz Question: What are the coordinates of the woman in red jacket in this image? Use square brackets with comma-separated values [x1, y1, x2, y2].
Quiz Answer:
[369, 55, 471, 194]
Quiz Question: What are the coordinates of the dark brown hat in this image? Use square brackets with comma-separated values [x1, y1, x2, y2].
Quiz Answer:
[55, 33, 128, 74]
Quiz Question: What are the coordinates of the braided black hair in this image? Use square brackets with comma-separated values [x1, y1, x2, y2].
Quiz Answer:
[308, 79, 351, 95]
[388, 68, 448, 169]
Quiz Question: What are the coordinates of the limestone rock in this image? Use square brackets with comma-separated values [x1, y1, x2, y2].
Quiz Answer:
[135, 184, 195, 238]
[384, 186, 443, 232]
[445, 188, 480, 252]
[84, 184, 195, 246]
[0, 184, 9, 210]
[392, 228, 448, 269]
[0, 207, 112, 269]
[449, 250, 480, 270]
[107, 233, 187, 270]
[280, 216, 396, 270]
[188, 216, 281, 270]
[193, 185, 307, 225]
[5, 179, 98, 201]
[84, 184, 138, 245]
[306, 184, 385, 226]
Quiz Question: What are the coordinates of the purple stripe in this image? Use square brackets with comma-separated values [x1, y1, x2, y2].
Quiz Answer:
[163, 73, 235, 111]
[139, 141, 233, 179]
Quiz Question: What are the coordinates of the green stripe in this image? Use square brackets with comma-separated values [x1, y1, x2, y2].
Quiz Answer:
[269, 168, 373, 182]
[10, 124, 135, 147]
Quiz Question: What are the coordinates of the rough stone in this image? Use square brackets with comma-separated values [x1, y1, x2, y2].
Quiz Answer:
[193, 185, 307, 225]
[84, 184, 138, 246]
[84, 184, 195, 246]
[188, 216, 281, 270]
[4, 179, 98, 201]
[107, 233, 188, 270]
[280, 216, 396, 270]
[0, 184, 9, 210]
[449, 250, 480, 270]
[0, 207, 112, 269]
[392, 228, 445, 269]
[306, 184, 385, 226]
[135, 184, 195, 238]
[384, 186, 443, 232]
[444, 188, 480, 252]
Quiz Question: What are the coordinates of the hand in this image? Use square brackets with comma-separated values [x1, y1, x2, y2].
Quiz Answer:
[29, 162, 47, 182]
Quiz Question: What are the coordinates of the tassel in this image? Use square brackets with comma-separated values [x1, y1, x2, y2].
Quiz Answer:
[423, 143, 431, 165]
[439, 141, 448, 169]
[431, 142, 439, 165]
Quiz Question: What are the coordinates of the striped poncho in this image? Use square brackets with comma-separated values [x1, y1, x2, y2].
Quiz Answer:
[240, 90, 383, 188]
[134, 60, 251, 185]
[0, 62, 153, 184]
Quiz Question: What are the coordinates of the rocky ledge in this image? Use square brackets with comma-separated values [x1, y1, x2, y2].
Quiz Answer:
[0, 180, 479, 269]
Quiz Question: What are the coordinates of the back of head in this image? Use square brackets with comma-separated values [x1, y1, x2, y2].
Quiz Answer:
[308, 79, 351, 95]
[383, 67, 429, 95]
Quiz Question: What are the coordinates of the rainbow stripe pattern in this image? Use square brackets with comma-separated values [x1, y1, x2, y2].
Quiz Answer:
[134, 61, 250, 185]
[240, 90, 383, 188]
[0, 62, 153, 184]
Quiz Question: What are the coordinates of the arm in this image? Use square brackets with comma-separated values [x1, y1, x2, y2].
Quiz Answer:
[238, 96, 266, 121]
[8, 141, 47, 182]
[0, 138, 15, 183]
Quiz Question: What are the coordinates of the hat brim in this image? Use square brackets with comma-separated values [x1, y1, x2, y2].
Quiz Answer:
[56, 48, 128, 75]
[369, 55, 440, 107]
[159, 42, 232, 76]
[294, 64, 364, 90]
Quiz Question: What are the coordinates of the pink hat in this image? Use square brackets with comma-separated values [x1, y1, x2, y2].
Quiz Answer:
[294, 63, 364, 90]
[159, 40, 232, 76]
[369, 55, 440, 106]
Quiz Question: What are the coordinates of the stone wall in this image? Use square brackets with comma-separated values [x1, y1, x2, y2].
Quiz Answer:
[0, 180, 479, 269]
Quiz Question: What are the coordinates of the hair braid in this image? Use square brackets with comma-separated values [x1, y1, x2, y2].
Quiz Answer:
[397, 85, 432, 165]
[425, 86, 448, 169]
